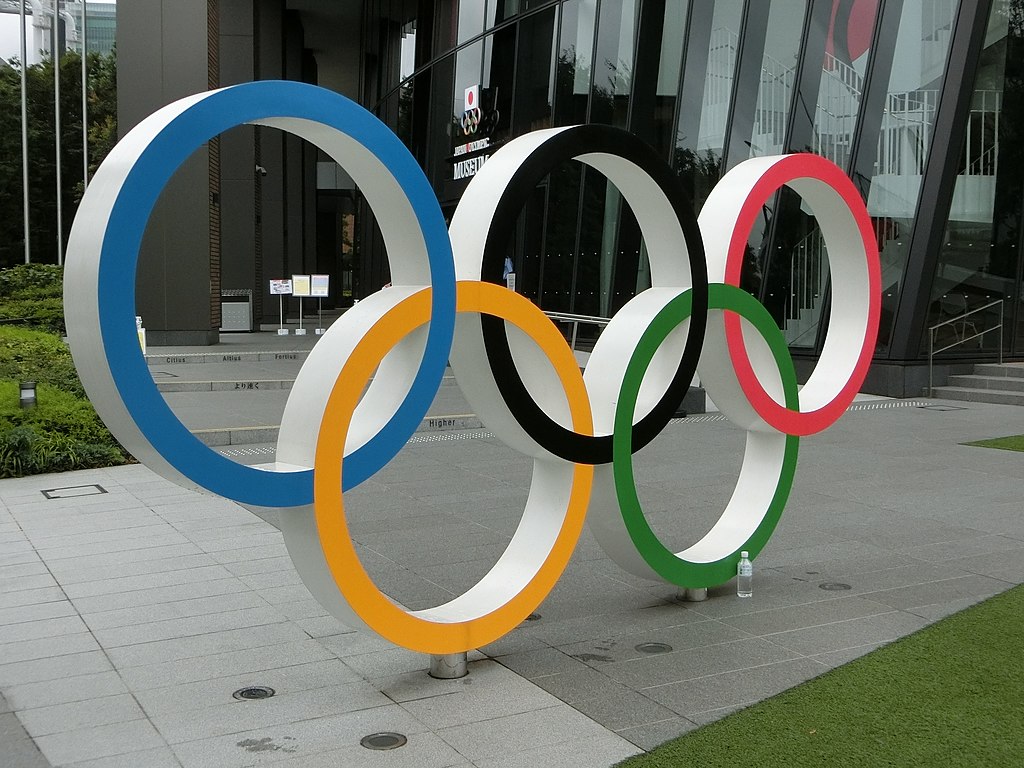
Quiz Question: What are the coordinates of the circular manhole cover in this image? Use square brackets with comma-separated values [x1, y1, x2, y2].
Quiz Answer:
[360, 732, 408, 751]
[819, 582, 852, 591]
[232, 686, 275, 701]
[635, 642, 673, 654]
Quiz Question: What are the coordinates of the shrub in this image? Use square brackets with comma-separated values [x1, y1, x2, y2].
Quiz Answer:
[0, 264, 64, 299]
[0, 326, 83, 397]
[0, 381, 130, 477]
[0, 264, 65, 334]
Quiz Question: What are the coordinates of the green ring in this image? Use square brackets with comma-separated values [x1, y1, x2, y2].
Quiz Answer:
[612, 283, 800, 587]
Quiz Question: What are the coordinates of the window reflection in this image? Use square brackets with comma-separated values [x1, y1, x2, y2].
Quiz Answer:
[924, 0, 1017, 356]
[870, 0, 957, 351]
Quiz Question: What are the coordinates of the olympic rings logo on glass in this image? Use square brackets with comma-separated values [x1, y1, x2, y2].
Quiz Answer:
[64, 81, 880, 655]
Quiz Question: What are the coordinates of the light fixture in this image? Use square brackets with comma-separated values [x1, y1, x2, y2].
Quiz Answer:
[19, 381, 36, 410]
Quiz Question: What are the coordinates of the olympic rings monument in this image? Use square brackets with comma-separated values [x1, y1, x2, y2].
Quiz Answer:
[64, 81, 880, 674]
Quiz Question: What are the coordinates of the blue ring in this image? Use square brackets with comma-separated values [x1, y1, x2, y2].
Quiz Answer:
[98, 81, 455, 507]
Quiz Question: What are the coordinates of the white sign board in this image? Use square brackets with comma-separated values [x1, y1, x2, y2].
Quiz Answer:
[270, 279, 293, 295]
[311, 274, 330, 298]
[291, 275, 311, 297]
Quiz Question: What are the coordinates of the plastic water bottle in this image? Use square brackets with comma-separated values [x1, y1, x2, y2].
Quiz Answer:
[737, 551, 753, 598]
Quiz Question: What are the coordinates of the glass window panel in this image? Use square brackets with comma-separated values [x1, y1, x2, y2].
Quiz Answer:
[923, 0, 1015, 357]
[869, 0, 957, 352]
[748, 1, 807, 158]
[457, 0, 486, 43]
[674, 0, 743, 209]
[483, 25, 517, 144]
[650, 0, 689, 158]
[590, 0, 639, 127]
[812, 0, 881, 169]
[553, 0, 596, 126]
[513, 8, 558, 134]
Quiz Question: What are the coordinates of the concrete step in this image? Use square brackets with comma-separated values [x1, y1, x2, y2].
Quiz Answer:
[147, 350, 310, 366]
[948, 374, 1024, 393]
[192, 412, 484, 446]
[155, 373, 462, 393]
[158, 379, 294, 393]
[931, 386, 1024, 406]
[973, 362, 1024, 379]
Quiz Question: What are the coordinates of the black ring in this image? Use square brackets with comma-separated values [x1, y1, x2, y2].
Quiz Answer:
[480, 125, 709, 465]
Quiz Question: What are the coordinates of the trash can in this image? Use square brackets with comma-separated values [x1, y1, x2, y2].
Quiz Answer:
[220, 289, 253, 332]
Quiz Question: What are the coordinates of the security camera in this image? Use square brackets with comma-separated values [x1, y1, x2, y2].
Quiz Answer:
[255, 165, 268, 177]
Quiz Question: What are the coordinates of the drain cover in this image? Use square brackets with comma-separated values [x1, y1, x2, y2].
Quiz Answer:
[635, 642, 673, 654]
[819, 582, 852, 591]
[232, 686, 275, 700]
[360, 732, 407, 750]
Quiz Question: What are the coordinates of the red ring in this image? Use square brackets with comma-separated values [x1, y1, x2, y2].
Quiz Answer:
[723, 154, 880, 436]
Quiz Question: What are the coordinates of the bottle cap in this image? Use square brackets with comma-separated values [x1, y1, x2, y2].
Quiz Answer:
[740, 551, 749, 558]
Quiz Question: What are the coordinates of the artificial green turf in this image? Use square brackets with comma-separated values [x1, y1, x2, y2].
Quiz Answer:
[964, 434, 1024, 452]
[616, 584, 1024, 768]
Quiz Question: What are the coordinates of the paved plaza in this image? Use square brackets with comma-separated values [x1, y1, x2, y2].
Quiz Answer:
[2, 331, 1023, 767]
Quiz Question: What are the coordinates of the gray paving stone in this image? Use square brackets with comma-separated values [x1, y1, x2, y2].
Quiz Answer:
[615, 716, 700, 750]
[555, 617, 743, 666]
[0, 731, 52, 768]
[70, 578, 250, 615]
[435, 704, 633, 764]
[61, 746, 183, 768]
[0, 632, 100, 664]
[62, 565, 237, 600]
[399, 660, 557, 730]
[133, 659, 362, 717]
[473, 731, 641, 768]
[16, 693, 146, 738]
[33, 719, 166, 766]
[569, 688, 678, 731]
[717, 596, 894, 636]
[861, 574, 1010, 611]
[93, 606, 288, 648]
[949, 547, 1024, 582]
[168, 703, 429, 768]
[0, 561, 49, 579]
[49, 553, 218, 586]
[4, 670, 129, 710]
[106, 622, 310, 669]
[600, 637, 802, 689]
[267, 732, 469, 768]
[39, 543, 205, 573]
[531, 664, 632, 705]
[0, 573, 58, 593]
[0, 599, 76, 626]
[642, 657, 826, 717]
[116, 639, 335, 690]
[81, 591, 269, 631]
[150, 680, 390, 744]
[0, 615, 88, 644]
[765, 610, 931, 655]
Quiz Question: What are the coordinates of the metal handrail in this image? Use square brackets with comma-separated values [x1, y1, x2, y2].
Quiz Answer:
[544, 311, 611, 352]
[928, 298, 1004, 396]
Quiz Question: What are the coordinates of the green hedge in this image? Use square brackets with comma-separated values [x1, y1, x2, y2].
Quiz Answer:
[0, 264, 65, 334]
[0, 326, 84, 398]
[0, 381, 130, 477]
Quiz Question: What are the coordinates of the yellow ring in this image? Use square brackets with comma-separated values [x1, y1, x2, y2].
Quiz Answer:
[313, 281, 594, 654]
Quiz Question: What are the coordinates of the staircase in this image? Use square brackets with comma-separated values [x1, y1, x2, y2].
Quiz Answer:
[932, 363, 1024, 406]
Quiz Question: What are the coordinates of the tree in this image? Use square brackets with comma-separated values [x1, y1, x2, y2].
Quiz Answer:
[0, 47, 117, 268]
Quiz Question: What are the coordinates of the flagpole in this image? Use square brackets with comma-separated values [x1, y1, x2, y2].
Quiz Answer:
[80, 0, 88, 189]
[20, 0, 30, 264]
[53, 0, 64, 266]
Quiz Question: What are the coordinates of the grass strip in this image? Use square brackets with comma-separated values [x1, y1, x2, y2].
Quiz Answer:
[617, 584, 1024, 768]
[964, 434, 1024, 452]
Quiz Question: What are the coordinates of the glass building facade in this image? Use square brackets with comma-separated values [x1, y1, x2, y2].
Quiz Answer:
[354, 0, 1024, 394]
